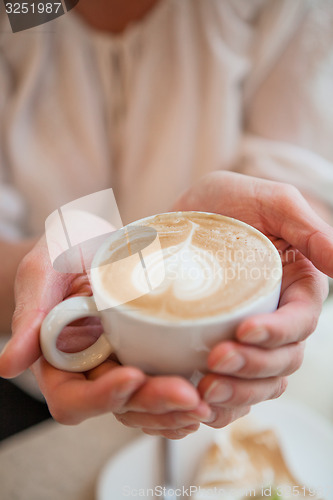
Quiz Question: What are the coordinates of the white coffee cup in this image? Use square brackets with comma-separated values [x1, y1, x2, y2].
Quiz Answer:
[40, 212, 282, 376]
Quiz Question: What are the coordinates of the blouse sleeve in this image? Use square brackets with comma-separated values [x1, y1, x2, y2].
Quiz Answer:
[0, 16, 27, 240]
[234, 0, 333, 211]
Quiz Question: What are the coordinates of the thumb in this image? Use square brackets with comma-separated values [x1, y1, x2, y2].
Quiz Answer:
[0, 237, 70, 378]
[0, 310, 46, 378]
[174, 172, 333, 278]
[262, 184, 333, 278]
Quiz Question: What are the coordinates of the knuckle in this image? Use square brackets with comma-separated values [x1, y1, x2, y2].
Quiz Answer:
[141, 428, 156, 436]
[15, 255, 29, 277]
[207, 408, 242, 429]
[239, 386, 256, 406]
[161, 430, 182, 439]
[16, 251, 39, 278]
[286, 343, 305, 375]
[112, 404, 128, 415]
[218, 410, 237, 427]
[244, 357, 267, 378]
[272, 377, 288, 400]
[114, 413, 132, 427]
[161, 424, 200, 439]
[206, 411, 229, 429]
[306, 314, 320, 338]
[164, 429, 192, 440]
[277, 183, 301, 204]
[240, 406, 252, 418]
[301, 305, 321, 339]
[167, 413, 183, 428]
[48, 404, 77, 425]
[271, 328, 289, 347]
[165, 434, 184, 440]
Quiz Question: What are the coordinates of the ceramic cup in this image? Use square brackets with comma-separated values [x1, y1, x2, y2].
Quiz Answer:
[40, 212, 282, 376]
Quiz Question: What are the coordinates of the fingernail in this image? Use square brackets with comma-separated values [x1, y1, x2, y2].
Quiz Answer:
[204, 381, 233, 404]
[212, 351, 245, 373]
[174, 428, 196, 437]
[116, 380, 142, 400]
[240, 327, 269, 344]
[188, 402, 212, 421]
[201, 409, 217, 423]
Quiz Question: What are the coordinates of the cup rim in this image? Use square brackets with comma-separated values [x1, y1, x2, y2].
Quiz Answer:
[90, 211, 282, 326]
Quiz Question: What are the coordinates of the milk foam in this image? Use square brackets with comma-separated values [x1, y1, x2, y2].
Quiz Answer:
[131, 238, 223, 302]
[99, 213, 282, 320]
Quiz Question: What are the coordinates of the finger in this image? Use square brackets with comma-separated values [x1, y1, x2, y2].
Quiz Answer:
[115, 402, 213, 430]
[264, 185, 333, 277]
[204, 406, 251, 429]
[56, 322, 103, 352]
[141, 424, 200, 439]
[0, 237, 73, 378]
[85, 357, 122, 380]
[236, 257, 328, 348]
[121, 376, 200, 414]
[174, 172, 333, 277]
[207, 340, 305, 378]
[0, 309, 46, 378]
[198, 374, 288, 408]
[32, 359, 146, 424]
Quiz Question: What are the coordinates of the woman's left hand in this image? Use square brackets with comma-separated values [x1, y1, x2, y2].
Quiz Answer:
[173, 171, 332, 428]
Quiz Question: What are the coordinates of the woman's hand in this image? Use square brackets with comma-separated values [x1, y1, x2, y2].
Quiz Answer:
[173, 171, 332, 428]
[0, 237, 230, 439]
[1, 171, 332, 437]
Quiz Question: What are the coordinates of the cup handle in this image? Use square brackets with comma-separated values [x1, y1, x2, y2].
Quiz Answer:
[40, 296, 113, 372]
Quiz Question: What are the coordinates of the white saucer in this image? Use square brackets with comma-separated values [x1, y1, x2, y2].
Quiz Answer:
[97, 399, 333, 499]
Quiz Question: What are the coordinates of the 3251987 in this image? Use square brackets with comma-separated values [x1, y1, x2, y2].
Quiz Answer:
[5, 3, 62, 15]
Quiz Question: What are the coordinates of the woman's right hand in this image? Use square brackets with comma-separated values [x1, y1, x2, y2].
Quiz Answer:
[0, 236, 226, 438]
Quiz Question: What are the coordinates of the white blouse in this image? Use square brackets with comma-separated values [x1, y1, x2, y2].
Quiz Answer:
[0, 0, 333, 239]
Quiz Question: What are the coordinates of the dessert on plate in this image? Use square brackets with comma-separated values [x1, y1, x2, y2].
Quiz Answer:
[193, 419, 321, 500]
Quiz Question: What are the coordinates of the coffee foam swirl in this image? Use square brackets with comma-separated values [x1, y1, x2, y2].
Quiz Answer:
[132, 242, 222, 302]
[99, 213, 282, 320]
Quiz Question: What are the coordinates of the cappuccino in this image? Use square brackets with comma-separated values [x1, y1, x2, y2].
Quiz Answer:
[41, 212, 282, 374]
[99, 212, 282, 321]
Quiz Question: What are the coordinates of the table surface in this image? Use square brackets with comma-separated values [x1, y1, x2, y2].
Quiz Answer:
[0, 414, 141, 500]
[1, 296, 333, 500]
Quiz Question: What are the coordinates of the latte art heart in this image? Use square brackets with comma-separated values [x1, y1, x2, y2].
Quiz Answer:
[132, 244, 223, 301]
[99, 213, 282, 321]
